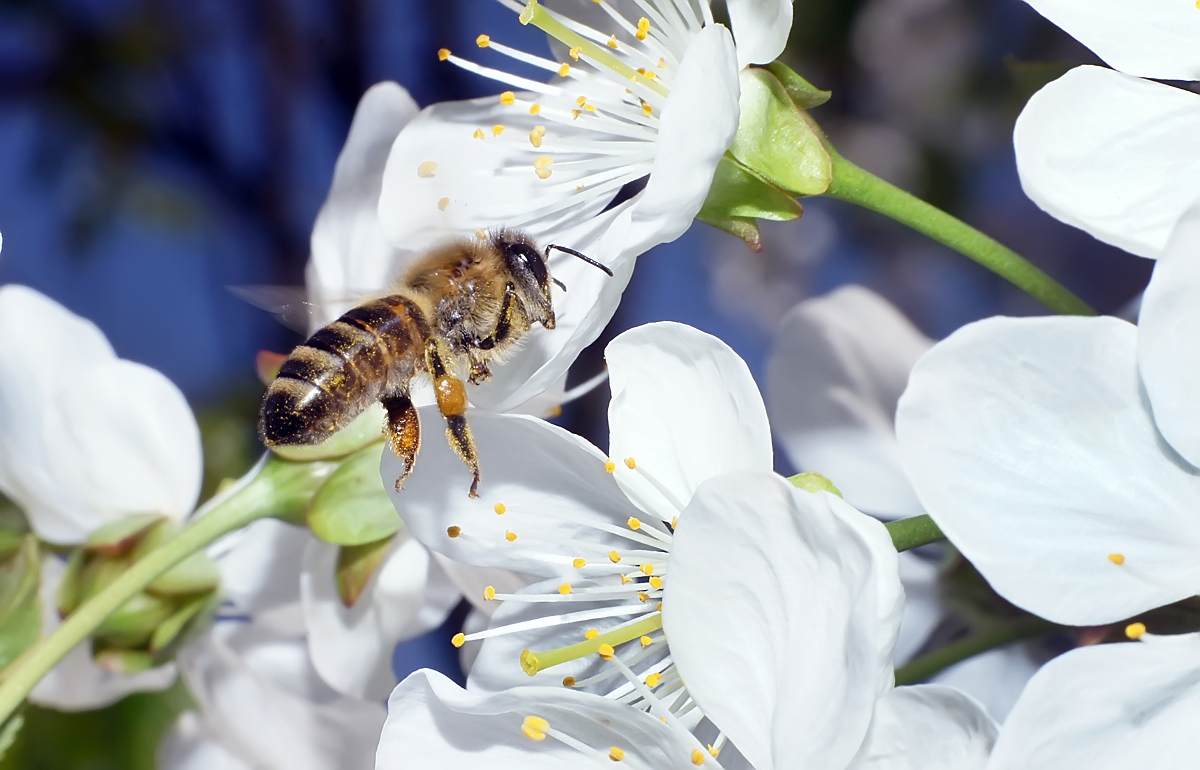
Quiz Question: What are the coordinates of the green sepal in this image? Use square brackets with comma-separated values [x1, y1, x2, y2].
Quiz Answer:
[697, 155, 804, 250]
[54, 548, 87, 617]
[335, 535, 394, 608]
[129, 518, 178, 560]
[270, 403, 386, 462]
[729, 68, 833, 197]
[79, 556, 130, 604]
[148, 551, 221, 597]
[93, 648, 156, 675]
[307, 443, 402, 546]
[788, 472, 843, 497]
[93, 591, 176, 648]
[0, 536, 41, 672]
[83, 513, 165, 557]
[149, 589, 219, 655]
[0, 531, 24, 560]
[764, 61, 832, 110]
[0, 713, 24, 763]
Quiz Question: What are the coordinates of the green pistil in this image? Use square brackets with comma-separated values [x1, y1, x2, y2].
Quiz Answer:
[520, 612, 664, 675]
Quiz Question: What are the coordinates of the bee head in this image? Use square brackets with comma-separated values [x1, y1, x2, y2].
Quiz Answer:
[493, 231, 556, 330]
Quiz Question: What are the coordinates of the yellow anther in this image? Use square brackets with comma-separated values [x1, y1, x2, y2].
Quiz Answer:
[649, 576, 663, 589]
[492, 125, 505, 136]
[658, 57, 667, 68]
[608, 550, 621, 563]
[605, 460, 617, 473]
[437, 48, 451, 61]
[484, 586, 497, 601]
[645, 673, 661, 687]
[624, 457, 636, 469]
[585, 628, 599, 640]
[438, 197, 450, 211]
[573, 558, 587, 569]
[627, 517, 642, 530]
[642, 102, 653, 116]
[571, 109, 583, 120]
[620, 574, 631, 585]
[569, 46, 582, 60]
[562, 676, 576, 686]
[476, 34, 491, 47]
[638, 592, 649, 603]
[558, 583, 572, 595]
[535, 168, 552, 180]
[576, 96, 588, 106]
[708, 745, 720, 758]
[657, 601, 662, 611]
[534, 155, 553, 169]
[1108, 553, 1125, 565]
[584, 103, 597, 112]
[636, 18, 650, 42]
[692, 749, 705, 765]
[598, 643, 615, 660]
[529, 103, 541, 115]
[609, 747, 624, 762]
[558, 63, 571, 77]
[494, 503, 507, 515]
[640, 564, 654, 576]
[530, 130, 543, 148]
[606, 34, 618, 48]
[671, 517, 678, 530]
[451, 632, 466, 647]
[500, 90, 516, 105]
[447, 526, 461, 538]
[417, 161, 437, 178]
[506, 530, 518, 542]
[472, 128, 485, 139]
[521, 715, 550, 741]
[640, 635, 652, 647]
[1126, 622, 1147, 640]
[643, 71, 656, 81]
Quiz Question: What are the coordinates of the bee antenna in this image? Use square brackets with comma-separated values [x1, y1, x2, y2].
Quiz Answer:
[545, 244, 614, 277]
[552, 277, 568, 291]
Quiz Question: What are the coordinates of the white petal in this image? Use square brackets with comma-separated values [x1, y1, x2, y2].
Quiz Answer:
[727, 0, 794, 68]
[1014, 66, 1200, 259]
[30, 557, 177, 710]
[378, 669, 705, 769]
[385, 410, 638, 578]
[664, 472, 902, 770]
[988, 634, 1200, 768]
[896, 316, 1200, 625]
[930, 644, 1042, 724]
[893, 552, 941, 665]
[159, 712, 255, 770]
[307, 82, 420, 326]
[433, 552, 530, 616]
[1021, 0, 1200, 80]
[301, 534, 458, 701]
[1138, 202, 1200, 468]
[766, 286, 931, 518]
[850, 685, 996, 770]
[210, 517, 308, 637]
[607, 322, 772, 520]
[180, 622, 385, 770]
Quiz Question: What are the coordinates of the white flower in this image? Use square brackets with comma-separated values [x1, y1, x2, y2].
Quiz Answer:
[0, 285, 200, 709]
[1012, 1, 1200, 258]
[386, 322, 995, 767]
[895, 201, 1200, 625]
[374, 0, 791, 411]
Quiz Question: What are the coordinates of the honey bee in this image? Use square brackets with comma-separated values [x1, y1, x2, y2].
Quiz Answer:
[259, 229, 612, 497]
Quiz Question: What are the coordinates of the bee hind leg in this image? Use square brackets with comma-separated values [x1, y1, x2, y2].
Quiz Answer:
[444, 416, 481, 498]
[425, 339, 481, 497]
[383, 394, 421, 491]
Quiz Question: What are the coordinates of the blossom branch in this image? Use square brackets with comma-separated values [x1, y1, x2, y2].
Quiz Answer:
[893, 616, 1060, 686]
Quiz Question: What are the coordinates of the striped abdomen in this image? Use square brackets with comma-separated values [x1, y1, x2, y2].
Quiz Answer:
[260, 295, 427, 446]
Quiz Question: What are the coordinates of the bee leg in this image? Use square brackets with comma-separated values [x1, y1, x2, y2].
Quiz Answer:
[473, 282, 529, 354]
[425, 340, 482, 497]
[382, 393, 421, 491]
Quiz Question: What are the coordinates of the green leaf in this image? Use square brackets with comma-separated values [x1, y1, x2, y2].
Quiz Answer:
[729, 68, 833, 197]
[147, 551, 220, 597]
[0, 536, 41, 672]
[764, 61, 832, 110]
[335, 535, 394, 608]
[307, 443, 402, 546]
[93, 648, 156, 675]
[697, 155, 804, 250]
[149, 590, 219, 654]
[93, 592, 176, 649]
[83, 514, 165, 557]
[787, 472, 843, 497]
[269, 403, 387, 462]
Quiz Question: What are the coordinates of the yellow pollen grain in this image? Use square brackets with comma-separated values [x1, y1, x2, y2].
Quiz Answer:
[624, 457, 636, 469]
[558, 63, 571, 77]
[569, 45, 582, 60]
[529, 103, 542, 115]
[506, 530, 518, 542]
[638, 591, 649, 603]
[605, 460, 616, 473]
[640, 635, 652, 647]
[472, 128, 485, 139]
[451, 632, 466, 647]
[628, 517, 642, 530]
[1108, 553, 1125, 565]
[521, 715, 550, 741]
[530, 130, 543, 148]
[437, 48, 451, 61]
[573, 558, 587, 568]
[609, 747, 625, 762]
[500, 90, 515, 105]
[649, 576, 663, 589]
[640, 564, 654, 576]
[492, 124, 506, 136]
[484, 585, 496, 601]
[447, 525, 461, 538]
[562, 676, 576, 686]
[1126, 622, 1147, 640]
[607, 34, 619, 49]
[476, 34, 491, 47]
[609, 550, 621, 563]
[585, 628, 599, 640]
[417, 161, 437, 177]
[475, 228, 487, 239]
[598, 643, 615, 660]
[645, 673, 661, 687]
[437, 197, 450, 211]
[494, 503, 507, 515]
[558, 583, 572, 595]
[692, 749, 705, 765]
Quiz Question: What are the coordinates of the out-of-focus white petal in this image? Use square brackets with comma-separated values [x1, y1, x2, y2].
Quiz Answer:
[1137, 202, 1200, 468]
[159, 712, 254, 770]
[726, 0, 793, 68]
[893, 553, 941, 665]
[1014, 66, 1200, 259]
[307, 82, 420, 325]
[301, 534, 458, 701]
[665, 472, 902, 770]
[988, 634, 1200, 768]
[1021, 0, 1200, 80]
[378, 669, 706, 769]
[896, 316, 1200, 625]
[433, 552, 529, 616]
[931, 644, 1043, 724]
[850, 685, 996, 770]
[209, 517, 308, 637]
[30, 558, 177, 710]
[766, 286, 930, 518]
[607, 322, 771, 520]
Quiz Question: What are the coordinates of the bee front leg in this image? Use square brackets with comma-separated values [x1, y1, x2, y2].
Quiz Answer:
[425, 340, 481, 497]
[382, 393, 421, 491]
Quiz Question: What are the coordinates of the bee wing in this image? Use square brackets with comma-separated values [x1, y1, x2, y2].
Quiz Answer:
[228, 285, 320, 333]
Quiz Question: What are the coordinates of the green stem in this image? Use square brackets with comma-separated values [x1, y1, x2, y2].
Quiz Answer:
[0, 455, 336, 726]
[825, 153, 1094, 316]
[894, 616, 1058, 686]
[885, 514, 944, 552]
